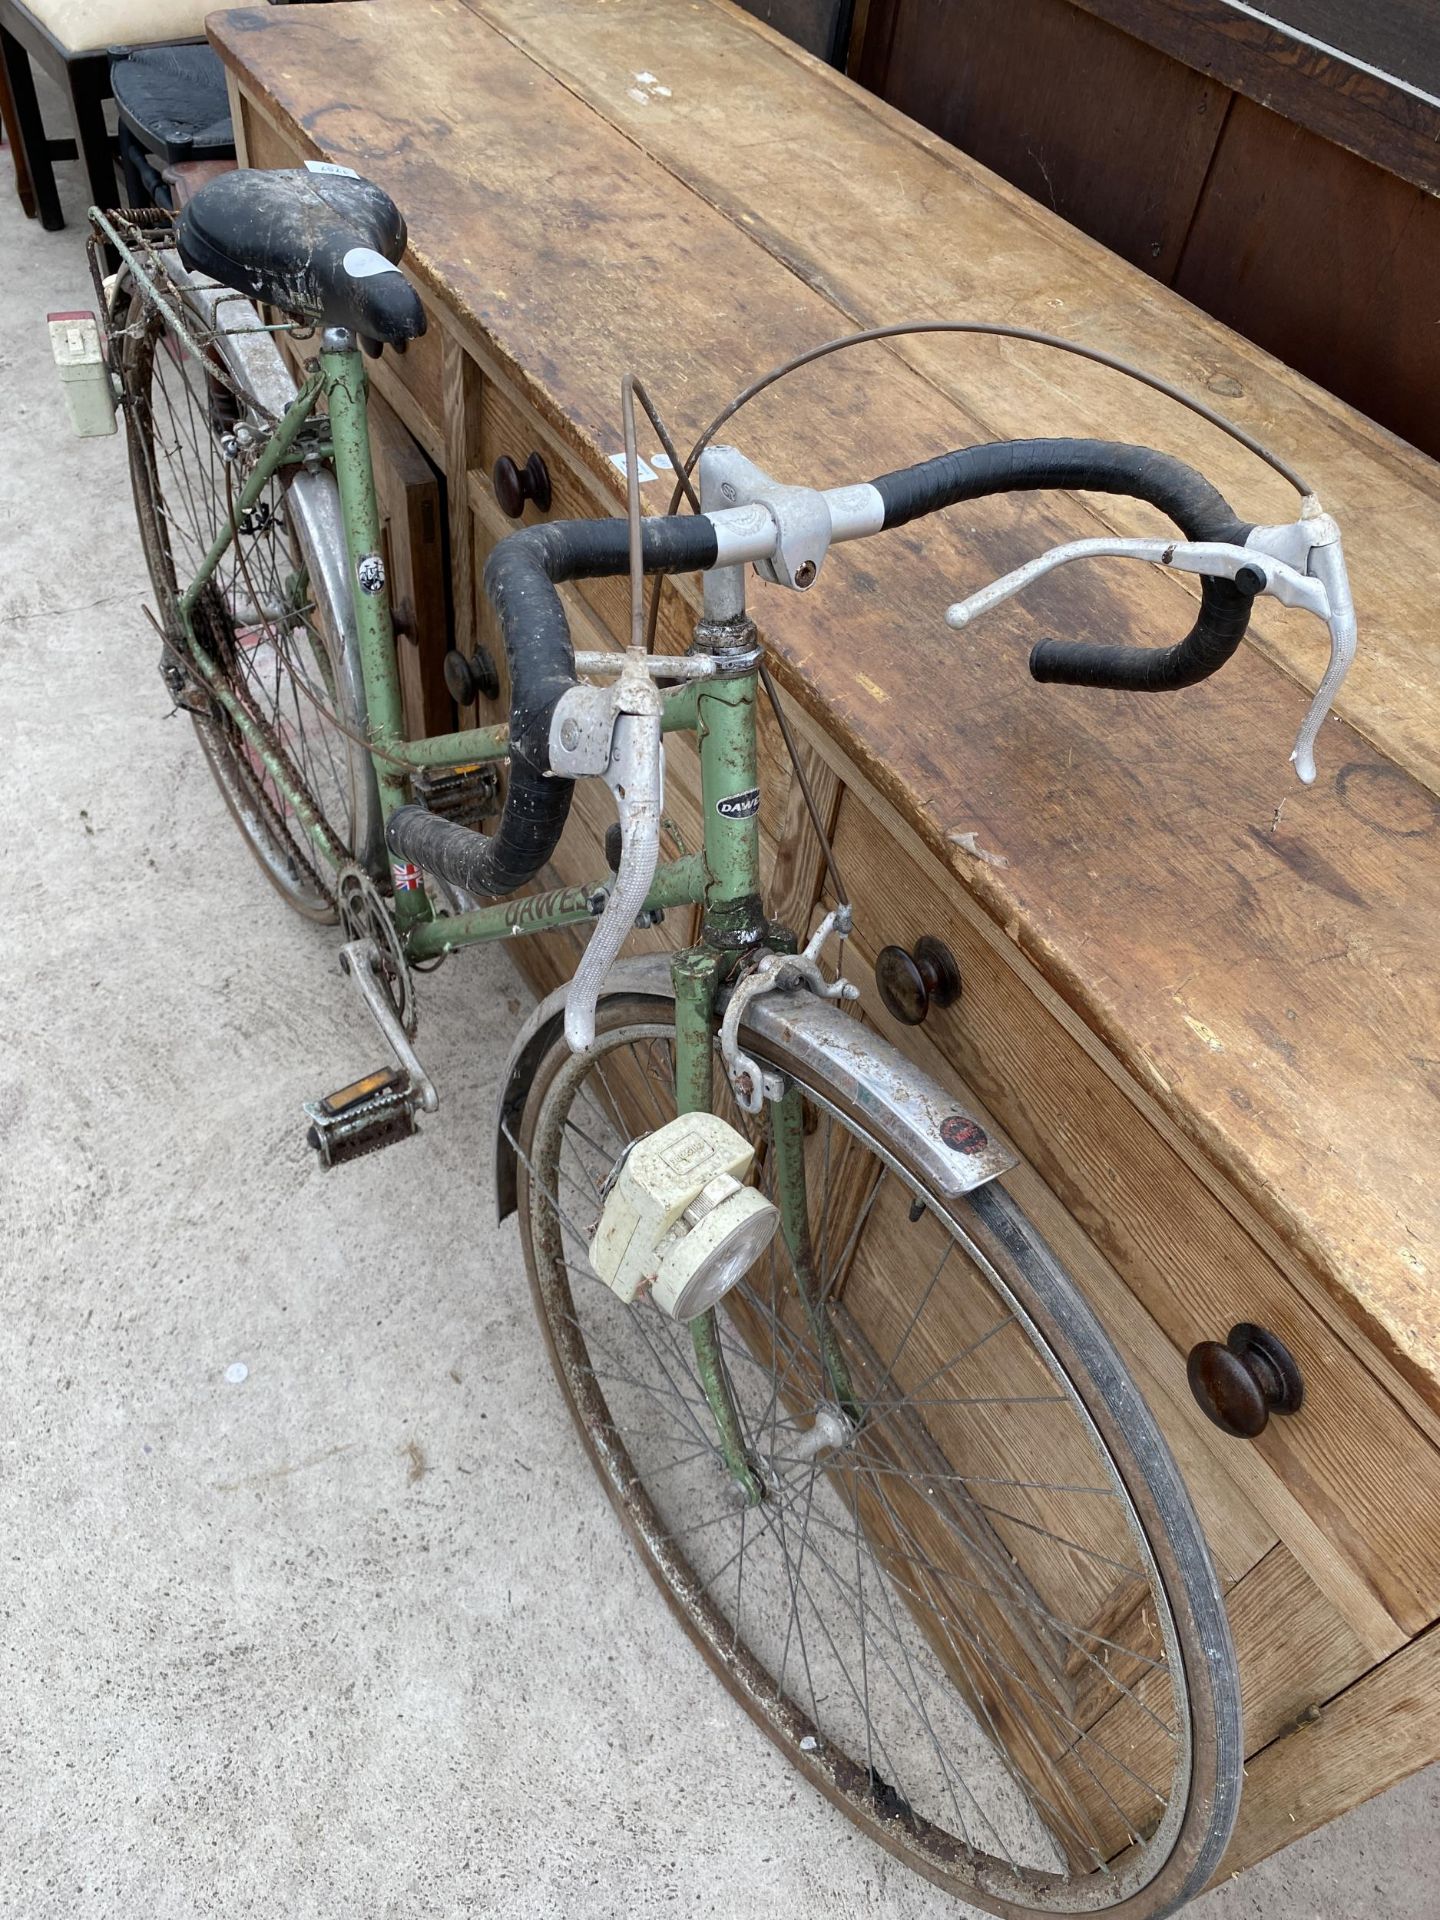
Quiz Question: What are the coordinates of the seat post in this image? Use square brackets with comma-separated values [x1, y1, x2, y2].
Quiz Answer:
[320, 326, 423, 915]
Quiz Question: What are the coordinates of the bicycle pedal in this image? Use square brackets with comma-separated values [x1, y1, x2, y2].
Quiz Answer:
[304, 1066, 423, 1168]
[411, 760, 500, 830]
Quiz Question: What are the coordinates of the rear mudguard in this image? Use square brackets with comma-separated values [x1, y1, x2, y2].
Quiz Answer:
[493, 955, 1016, 1223]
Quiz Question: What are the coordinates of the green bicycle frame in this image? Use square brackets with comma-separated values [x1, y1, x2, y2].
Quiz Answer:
[172, 326, 829, 1495]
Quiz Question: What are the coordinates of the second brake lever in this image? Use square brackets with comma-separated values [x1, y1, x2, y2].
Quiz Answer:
[548, 651, 666, 1054]
[944, 509, 1356, 784]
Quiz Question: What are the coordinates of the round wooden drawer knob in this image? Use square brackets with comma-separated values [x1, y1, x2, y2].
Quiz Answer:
[1186, 1323, 1304, 1438]
[493, 450, 552, 519]
[443, 643, 500, 706]
[875, 935, 962, 1026]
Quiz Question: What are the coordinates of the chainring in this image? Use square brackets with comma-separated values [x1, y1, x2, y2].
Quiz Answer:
[338, 864, 416, 1035]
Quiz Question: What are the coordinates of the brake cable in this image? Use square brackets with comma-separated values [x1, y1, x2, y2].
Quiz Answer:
[640, 316, 1314, 657]
[624, 319, 1318, 921]
[620, 374, 853, 923]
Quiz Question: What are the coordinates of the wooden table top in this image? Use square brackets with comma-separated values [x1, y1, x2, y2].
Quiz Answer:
[212, 0, 1440, 1411]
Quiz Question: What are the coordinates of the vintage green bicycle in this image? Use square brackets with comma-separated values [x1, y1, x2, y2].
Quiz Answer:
[78, 164, 1357, 1918]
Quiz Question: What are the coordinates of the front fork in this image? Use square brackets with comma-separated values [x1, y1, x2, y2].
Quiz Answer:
[671, 944, 858, 1506]
[672, 946, 766, 1505]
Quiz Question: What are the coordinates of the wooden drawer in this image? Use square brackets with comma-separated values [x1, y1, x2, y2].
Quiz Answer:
[826, 788, 1440, 1654]
[471, 377, 717, 661]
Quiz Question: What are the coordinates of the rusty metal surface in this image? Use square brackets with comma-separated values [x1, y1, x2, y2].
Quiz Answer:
[492, 956, 1016, 1220]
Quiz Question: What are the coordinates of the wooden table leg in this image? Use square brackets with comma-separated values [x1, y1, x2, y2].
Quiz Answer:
[0, 23, 36, 217]
[65, 52, 116, 216]
[0, 25, 56, 226]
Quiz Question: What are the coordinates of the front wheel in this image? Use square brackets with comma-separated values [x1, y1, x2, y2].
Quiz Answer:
[515, 994, 1241, 1918]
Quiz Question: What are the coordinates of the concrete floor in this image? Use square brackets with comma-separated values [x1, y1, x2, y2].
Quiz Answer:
[2, 137, 1437, 1920]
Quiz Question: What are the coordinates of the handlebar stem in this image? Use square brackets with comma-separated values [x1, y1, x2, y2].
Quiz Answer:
[699, 445, 883, 589]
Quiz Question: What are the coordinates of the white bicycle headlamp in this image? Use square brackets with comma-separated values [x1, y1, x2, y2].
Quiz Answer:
[588, 1111, 780, 1320]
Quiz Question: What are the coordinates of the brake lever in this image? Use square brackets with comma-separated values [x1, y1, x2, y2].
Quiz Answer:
[944, 508, 1356, 784]
[548, 652, 666, 1054]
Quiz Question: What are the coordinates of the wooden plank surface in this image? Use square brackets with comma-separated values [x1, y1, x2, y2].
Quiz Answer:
[470, 0, 1440, 801]
[210, 2, 1440, 1415]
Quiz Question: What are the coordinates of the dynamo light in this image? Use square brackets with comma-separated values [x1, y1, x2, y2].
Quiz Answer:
[588, 1111, 780, 1320]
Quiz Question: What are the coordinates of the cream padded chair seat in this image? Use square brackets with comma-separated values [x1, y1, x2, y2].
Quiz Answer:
[27, 0, 214, 54]
[1, 0, 240, 233]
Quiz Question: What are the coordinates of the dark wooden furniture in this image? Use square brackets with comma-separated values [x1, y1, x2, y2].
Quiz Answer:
[214, 0, 1440, 1884]
[111, 43, 234, 212]
[848, 0, 1440, 459]
[0, 0, 124, 228]
[0, 21, 38, 215]
[733, 0, 854, 65]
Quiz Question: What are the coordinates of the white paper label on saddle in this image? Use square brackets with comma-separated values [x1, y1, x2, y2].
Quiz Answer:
[305, 160, 359, 178]
[343, 247, 403, 280]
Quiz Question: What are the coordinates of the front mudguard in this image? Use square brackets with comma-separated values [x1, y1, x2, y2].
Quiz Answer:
[493, 956, 1016, 1223]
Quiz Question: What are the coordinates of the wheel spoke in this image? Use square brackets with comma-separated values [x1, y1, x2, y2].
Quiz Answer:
[123, 284, 359, 914]
[518, 999, 1231, 1900]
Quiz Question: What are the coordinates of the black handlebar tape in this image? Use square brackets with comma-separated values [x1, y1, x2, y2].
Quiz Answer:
[869, 438, 1256, 692]
[385, 514, 718, 901]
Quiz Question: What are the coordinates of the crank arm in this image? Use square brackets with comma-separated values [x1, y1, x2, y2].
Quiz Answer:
[340, 937, 438, 1112]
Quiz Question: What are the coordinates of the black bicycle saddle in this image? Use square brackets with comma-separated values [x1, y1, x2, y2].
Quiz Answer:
[176, 164, 426, 349]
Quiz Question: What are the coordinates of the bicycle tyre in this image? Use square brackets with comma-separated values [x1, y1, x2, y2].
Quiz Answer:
[114, 267, 381, 919]
[513, 993, 1241, 1918]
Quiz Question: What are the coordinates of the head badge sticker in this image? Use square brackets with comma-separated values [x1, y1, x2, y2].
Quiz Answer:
[716, 787, 760, 821]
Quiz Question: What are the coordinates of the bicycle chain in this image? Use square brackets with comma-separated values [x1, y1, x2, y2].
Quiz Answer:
[189, 587, 350, 912]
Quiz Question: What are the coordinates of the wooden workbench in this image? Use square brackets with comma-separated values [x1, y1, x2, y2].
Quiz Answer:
[212, 0, 1440, 1883]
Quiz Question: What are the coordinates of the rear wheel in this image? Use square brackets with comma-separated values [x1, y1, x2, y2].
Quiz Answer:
[116, 269, 380, 920]
[515, 996, 1241, 1918]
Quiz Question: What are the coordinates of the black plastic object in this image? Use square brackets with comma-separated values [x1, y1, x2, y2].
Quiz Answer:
[875, 936, 962, 1025]
[176, 167, 427, 348]
[1186, 1323, 1305, 1438]
[111, 46, 234, 164]
[387, 514, 719, 900]
[493, 452, 552, 519]
[869, 438, 1255, 692]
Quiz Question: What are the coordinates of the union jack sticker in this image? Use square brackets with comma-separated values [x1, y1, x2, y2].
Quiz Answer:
[392, 862, 422, 893]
